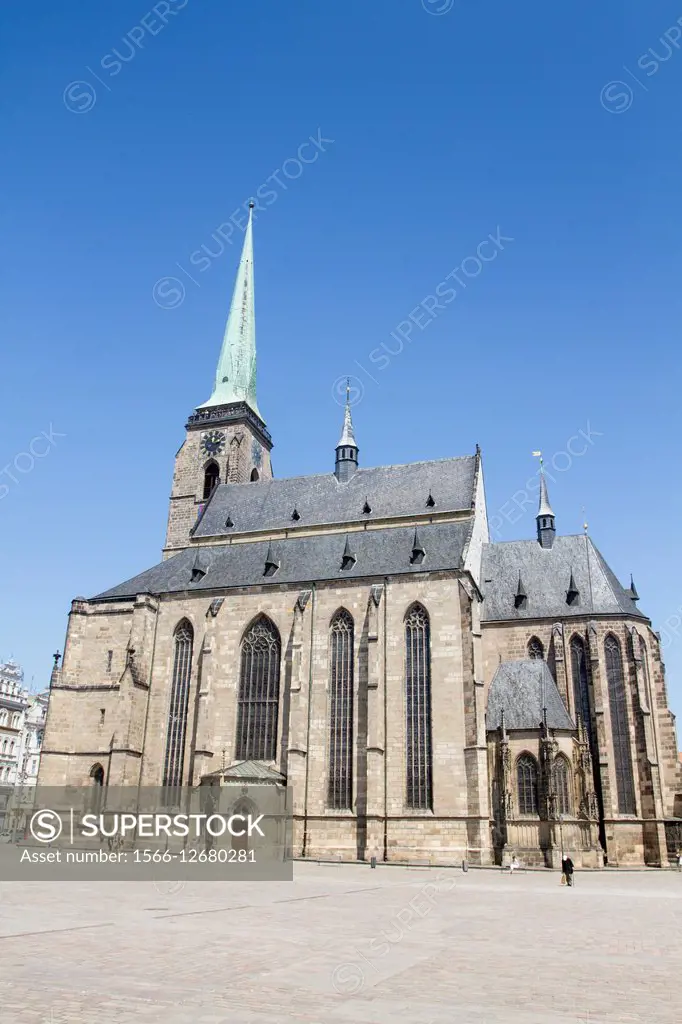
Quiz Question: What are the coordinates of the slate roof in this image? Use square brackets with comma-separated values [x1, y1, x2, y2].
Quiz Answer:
[486, 660, 574, 732]
[481, 536, 645, 623]
[93, 520, 474, 600]
[193, 456, 477, 538]
[203, 760, 286, 782]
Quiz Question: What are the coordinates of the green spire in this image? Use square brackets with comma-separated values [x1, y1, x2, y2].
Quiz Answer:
[198, 204, 260, 415]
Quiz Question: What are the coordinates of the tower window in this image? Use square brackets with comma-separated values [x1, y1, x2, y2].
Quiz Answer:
[250, 468, 260, 482]
[203, 461, 220, 500]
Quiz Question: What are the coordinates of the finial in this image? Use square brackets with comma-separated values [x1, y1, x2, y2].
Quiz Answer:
[346, 376, 351, 405]
[53, 651, 61, 667]
[582, 505, 588, 535]
[629, 574, 639, 602]
[532, 449, 543, 466]
[248, 201, 255, 210]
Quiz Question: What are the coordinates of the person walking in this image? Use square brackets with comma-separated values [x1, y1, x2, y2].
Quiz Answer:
[677, 849, 682, 872]
[509, 854, 519, 875]
[563, 854, 574, 886]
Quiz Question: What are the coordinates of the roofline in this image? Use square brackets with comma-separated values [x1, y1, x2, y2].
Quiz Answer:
[92, 567, 472, 605]
[481, 610, 651, 627]
[198, 453, 478, 494]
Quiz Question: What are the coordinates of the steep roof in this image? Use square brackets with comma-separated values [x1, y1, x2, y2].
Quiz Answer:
[194, 455, 477, 537]
[486, 659, 574, 731]
[93, 520, 474, 600]
[481, 535, 645, 622]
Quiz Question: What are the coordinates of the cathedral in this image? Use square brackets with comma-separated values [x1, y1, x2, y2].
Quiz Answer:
[40, 206, 682, 868]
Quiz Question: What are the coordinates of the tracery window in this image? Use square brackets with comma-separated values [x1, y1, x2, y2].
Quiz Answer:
[327, 610, 354, 810]
[605, 634, 636, 815]
[405, 604, 432, 810]
[553, 755, 571, 816]
[570, 635, 594, 748]
[162, 620, 194, 789]
[517, 754, 539, 815]
[235, 616, 281, 761]
[527, 636, 544, 660]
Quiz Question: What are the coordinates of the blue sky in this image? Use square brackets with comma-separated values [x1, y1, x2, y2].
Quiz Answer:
[2, 0, 682, 724]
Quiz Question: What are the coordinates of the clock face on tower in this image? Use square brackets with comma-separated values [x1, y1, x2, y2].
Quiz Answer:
[201, 430, 226, 456]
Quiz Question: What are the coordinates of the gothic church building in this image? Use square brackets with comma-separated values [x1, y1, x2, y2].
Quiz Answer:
[40, 208, 682, 867]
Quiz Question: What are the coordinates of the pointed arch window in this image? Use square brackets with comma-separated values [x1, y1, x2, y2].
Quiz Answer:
[605, 634, 636, 814]
[163, 620, 194, 790]
[553, 755, 572, 816]
[236, 617, 281, 761]
[203, 461, 219, 499]
[328, 610, 354, 810]
[570, 635, 595, 750]
[527, 636, 544, 660]
[517, 754, 539, 815]
[405, 604, 432, 810]
[250, 468, 260, 482]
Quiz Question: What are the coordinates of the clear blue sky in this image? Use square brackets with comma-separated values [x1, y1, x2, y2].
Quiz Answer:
[2, 1, 682, 724]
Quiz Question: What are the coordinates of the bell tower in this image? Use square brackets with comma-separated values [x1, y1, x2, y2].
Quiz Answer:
[163, 204, 273, 557]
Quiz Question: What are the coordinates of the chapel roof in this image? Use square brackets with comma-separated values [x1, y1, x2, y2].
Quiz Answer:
[486, 659, 574, 732]
[481, 535, 646, 623]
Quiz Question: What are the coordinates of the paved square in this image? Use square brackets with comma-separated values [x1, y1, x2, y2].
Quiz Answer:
[0, 864, 680, 1023]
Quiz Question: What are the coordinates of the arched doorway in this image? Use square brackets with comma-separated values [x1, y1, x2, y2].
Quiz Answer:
[89, 763, 105, 812]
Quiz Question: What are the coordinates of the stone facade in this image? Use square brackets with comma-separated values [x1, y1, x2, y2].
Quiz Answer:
[41, 572, 492, 865]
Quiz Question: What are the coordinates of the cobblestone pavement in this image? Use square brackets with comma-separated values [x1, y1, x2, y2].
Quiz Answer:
[0, 864, 680, 1023]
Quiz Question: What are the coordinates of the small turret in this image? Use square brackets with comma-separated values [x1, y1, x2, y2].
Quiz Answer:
[335, 384, 359, 482]
[536, 468, 556, 549]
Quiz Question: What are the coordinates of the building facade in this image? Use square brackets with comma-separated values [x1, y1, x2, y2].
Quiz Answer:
[0, 660, 48, 832]
[0, 660, 27, 792]
[39, 208, 682, 867]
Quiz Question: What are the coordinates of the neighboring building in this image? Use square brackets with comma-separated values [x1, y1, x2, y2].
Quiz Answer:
[0, 660, 28, 790]
[17, 690, 48, 789]
[39, 208, 682, 867]
[0, 661, 48, 831]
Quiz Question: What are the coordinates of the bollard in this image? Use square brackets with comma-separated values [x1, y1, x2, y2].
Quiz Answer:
[462, 859, 468, 872]
[370, 856, 376, 869]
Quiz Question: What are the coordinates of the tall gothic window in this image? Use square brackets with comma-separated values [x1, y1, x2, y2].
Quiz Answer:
[235, 616, 281, 761]
[405, 603, 432, 810]
[570, 635, 594, 748]
[605, 634, 636, 815]
[163, 620, 194, 789]
[527, 636, 544, 660]
[328, 610, 354, 810]
[517, 754, 539, 815]
[203, 461, 219, 499]
[553, 755, 571, 816]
